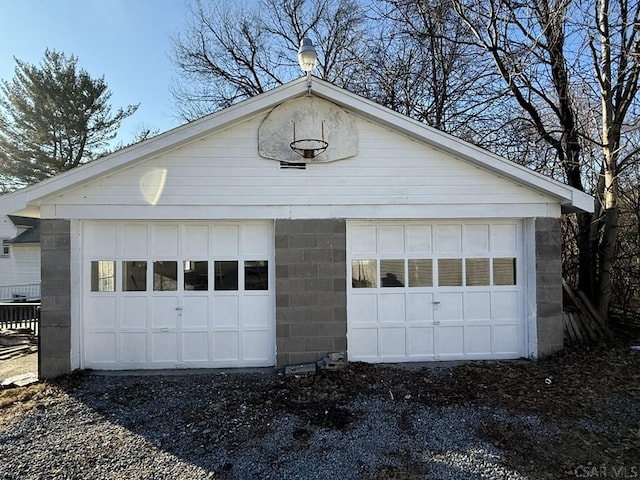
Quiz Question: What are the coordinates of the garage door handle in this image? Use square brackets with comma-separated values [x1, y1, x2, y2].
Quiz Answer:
[175, 307, 183, 311]
[432, 301, 441, 305]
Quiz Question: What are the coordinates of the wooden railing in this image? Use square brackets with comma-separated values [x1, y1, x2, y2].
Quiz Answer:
[0, 302, 40, 336]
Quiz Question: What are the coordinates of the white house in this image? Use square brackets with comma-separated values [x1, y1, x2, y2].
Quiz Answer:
[0, 215, 41, 301]
[0, 77, 593, 378]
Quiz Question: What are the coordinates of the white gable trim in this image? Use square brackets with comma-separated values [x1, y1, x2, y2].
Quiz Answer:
[306, 81, 593, 212]
[0, 76, 593, 216]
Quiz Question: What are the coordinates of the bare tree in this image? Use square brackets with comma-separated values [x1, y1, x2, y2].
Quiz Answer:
[587, 0, 640, 319]
[612, 164, 640, 318]
[362, 0, 511, 140]
[171, 0, 368, 120]
[450, 0, 640, 321]
[172, 0, 513, 142]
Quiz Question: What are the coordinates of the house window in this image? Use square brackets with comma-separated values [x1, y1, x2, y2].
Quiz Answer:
[438, 258, 463, 286]
[352, 260, 377, 288]
[466, 258, 490, 286]
[91, 261, 116, 292]
[122, 261, 147, 291]
[153, 261, 178, 291]
[184, 260, 208, 291]
[380, 260, 405, 287]
[245, 261, 268, 290]
[493, 258, 517, 285]
[214, 261, 238, 291]
[1, 240, 9, 257]
[408, 259, 433, 287]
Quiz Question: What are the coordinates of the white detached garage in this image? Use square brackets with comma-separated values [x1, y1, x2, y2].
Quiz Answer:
[0, 76, 592, 377]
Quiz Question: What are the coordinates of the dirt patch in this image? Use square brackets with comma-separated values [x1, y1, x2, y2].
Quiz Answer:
[0, 351, 37, 382]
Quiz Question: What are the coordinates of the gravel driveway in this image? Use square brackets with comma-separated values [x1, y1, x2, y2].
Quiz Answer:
[1, 346, 638, 479]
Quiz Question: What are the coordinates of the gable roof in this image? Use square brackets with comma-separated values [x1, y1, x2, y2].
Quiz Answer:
[0, 76, 593, 217]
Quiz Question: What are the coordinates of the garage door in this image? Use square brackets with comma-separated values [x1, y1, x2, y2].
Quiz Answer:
[347, 221, 524, 362]
[82, 221, 274, 369]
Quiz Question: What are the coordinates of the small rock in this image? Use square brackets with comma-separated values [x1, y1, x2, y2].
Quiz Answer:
[284, 363, 316, 377]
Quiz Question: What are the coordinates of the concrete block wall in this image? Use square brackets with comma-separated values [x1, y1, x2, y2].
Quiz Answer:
[535, 217, 563, 356]
[275, 219, 347, 366]
[39, 219, 72, 378]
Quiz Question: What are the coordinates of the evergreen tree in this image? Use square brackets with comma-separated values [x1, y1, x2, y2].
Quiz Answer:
[0, 49, 137, 189]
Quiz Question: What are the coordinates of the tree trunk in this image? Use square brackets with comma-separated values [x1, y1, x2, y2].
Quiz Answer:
[596, 143, 620, 322]
[597, 202, 618, 321]
[577, 211, 596, 298]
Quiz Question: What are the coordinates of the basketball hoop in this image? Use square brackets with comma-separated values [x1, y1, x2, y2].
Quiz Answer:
[290, 138, 329, 159]
[290, 121, 328, 159]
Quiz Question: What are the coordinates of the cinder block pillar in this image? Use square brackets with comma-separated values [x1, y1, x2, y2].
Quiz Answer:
[535, 217, 563, 357]
[39, 219, 71, 378]
[275, 219, 347, 366]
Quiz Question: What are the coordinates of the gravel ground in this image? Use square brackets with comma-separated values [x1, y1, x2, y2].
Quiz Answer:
[0, 373, 530, 480]
[0, 345, 638, 480]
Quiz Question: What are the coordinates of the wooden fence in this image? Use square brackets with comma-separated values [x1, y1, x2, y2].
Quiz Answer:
[0, 302, 40, 335]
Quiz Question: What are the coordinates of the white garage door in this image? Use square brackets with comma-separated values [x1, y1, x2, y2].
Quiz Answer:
[82, 221, 274, 369]
[348, 221, 524, 362]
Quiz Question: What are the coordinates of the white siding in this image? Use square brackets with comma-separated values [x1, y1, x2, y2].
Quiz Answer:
[0, 216, 16, 239]
[43, 113, 560, 220]
[0, 245, 41, 287]
[0, 216, 40, 289]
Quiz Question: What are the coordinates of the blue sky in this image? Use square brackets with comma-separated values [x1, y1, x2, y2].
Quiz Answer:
[0, 0, 193, 145]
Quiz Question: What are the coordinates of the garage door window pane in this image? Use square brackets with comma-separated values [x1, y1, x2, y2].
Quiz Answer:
[352, 260, 377, 288]
[380, 260, 405, 287]
[91, 261, 115, 292]
[466, 258, 490, 286]
[494, 258, 517, 285]
[245, 261, 268, 290]
[438, 258, 462, 286]
[123, 261, 147, 291]
[408, 259, 433, 287]
[184, 261, 208, 291]
[215, 261, 238, 290]
[154, 261, 177, 291]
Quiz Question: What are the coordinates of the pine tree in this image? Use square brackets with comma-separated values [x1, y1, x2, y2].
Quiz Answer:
[0, 49, 137, 189]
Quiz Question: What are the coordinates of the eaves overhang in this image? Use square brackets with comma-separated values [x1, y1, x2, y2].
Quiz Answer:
[0, 76, 594, 217]
[305, 80, 594, 214]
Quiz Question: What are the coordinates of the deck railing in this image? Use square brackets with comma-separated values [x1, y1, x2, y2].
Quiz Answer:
[0, 302, 40, 336]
